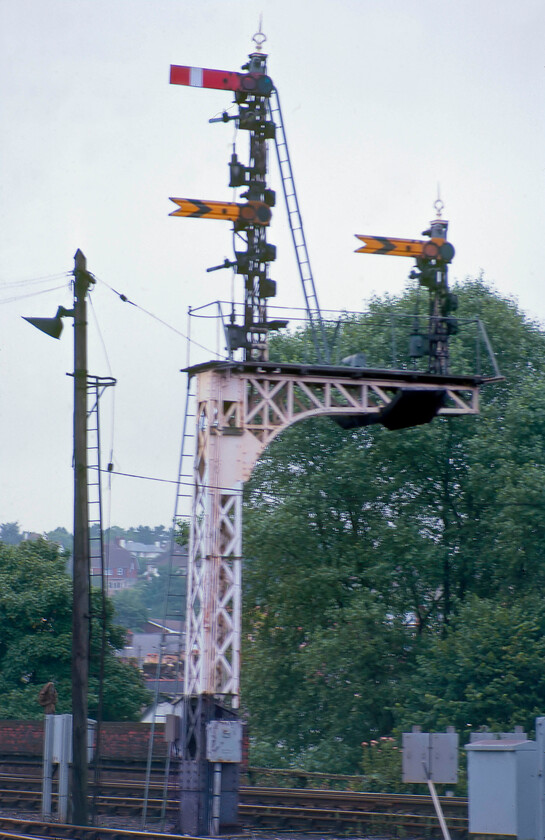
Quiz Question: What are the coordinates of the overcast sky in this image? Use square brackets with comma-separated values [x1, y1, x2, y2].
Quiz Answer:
[1, 0, 544, 534]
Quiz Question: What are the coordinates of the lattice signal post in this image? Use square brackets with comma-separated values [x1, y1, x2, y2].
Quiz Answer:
[170, 48, 280, 363]
[168, 42, 493, 836]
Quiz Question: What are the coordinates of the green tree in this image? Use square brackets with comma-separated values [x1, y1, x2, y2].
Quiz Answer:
[111, 587, 149, 630]
[45, 526, 73, 553]
[101, 524, 172, 545]
[0, 521, 22, 545]
[0, 539, 150, 719]
[138, 567, 176, 620]
[103, 525, 128, 543]
[400, 595, 545, 734]
[88, 644, 151, 721]
[120, 524, 171, 545]
[241, 279, 545, 770]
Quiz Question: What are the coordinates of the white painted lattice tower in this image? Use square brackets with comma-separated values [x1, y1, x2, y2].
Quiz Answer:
[184, 359, 484, 706]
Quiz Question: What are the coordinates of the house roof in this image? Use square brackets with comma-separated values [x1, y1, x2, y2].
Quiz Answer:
[141, 697, 183, 724]
[122, 541, 165, 555]
[143, 619, 184, 633]
[120, 631, 183, 660]
[152, 543, 188, 568]
[104, 541, 138, 568]
[143, 679, 184, 696]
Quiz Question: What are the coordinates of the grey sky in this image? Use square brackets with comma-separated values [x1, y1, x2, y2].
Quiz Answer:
[1, 0, 544, 533]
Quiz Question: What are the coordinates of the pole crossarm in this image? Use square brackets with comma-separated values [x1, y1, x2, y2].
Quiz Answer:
[184, 359, 486, 701]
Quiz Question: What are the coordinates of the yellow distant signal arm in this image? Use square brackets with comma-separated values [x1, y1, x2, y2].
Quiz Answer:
[170, 198, 271, 227]
[355, 234, 455, 263]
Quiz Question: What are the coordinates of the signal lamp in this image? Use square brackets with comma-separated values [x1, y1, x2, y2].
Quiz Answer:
[259, 277, 276, 298]
[229, 153, 247, 187]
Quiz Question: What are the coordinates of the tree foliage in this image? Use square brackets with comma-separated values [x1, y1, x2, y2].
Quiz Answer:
[0, 522, 22, 545]
[241, 279, 545, 771]
[111, 587, 149, 631]
[104, 524, 172, 545]
[44, 526, 73, 553]
[400, 595, 545, 734]
[0, 539, 150, 720]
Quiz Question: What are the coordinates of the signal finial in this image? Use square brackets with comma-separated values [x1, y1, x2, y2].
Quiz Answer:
[252, 16, 267, 51]
[434, 185, 444, 219]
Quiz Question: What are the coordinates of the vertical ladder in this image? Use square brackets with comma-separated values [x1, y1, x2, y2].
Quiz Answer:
[268, 88, 330, 363]
[85, 374, 116, 826]
[87, 376, 116, 591]
[142, 371, 196, 830]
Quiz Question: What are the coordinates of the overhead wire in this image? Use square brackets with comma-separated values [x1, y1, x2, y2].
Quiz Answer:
[84, 279, 200, 536]
[0, 270, 72, 303]
[87, 293, 117, 507]
[0, 271, 72, 288]
[35, 264, 245, 552]
[0, 283, 71, 305]
[96, 467, 180, 485]
[94, 275, 229, 360]
[82, 290, 121, 816]
[86, 291, 117, 514]
[88, 296, 114, 378]
[93, 465, 242, 496]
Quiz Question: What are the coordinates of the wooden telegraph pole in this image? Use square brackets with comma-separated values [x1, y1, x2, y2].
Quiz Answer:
[23, 251, 96, 825]
[71, 249, 94, 825]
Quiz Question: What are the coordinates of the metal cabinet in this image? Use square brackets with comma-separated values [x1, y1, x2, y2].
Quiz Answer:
[466, 738, 537, 839]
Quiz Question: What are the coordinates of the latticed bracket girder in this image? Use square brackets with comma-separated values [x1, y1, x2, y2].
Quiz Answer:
[184, 360, 486, 702]
[191, 360, 482, 482]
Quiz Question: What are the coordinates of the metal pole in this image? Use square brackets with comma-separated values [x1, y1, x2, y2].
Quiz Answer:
[71, 249, 93, 825]
[536, 717, 545, 840]
[41, 714, 54, 820]
[425, 774, 452, 840]
[58, 715, 71, 823]
[210, 762, 222, 836]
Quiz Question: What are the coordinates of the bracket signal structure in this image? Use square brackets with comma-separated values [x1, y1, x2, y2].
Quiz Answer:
[169, 35, 494, 836]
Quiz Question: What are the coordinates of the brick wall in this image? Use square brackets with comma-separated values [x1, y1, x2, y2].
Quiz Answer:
[0, 720, 167, 760]
[96, 721, 167, 759]
[0, 720, 43, 755]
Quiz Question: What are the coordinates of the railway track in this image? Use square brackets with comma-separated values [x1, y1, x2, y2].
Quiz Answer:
[0, 815, 186, 840]
[0, 777, 468, 836]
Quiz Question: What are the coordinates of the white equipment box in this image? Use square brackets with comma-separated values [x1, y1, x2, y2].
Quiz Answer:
[206, 720, 243, 763]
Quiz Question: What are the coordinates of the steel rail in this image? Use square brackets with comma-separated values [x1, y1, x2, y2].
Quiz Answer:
[0, 780, 468, 812]
[0, 816, 202, 840]
[0, 807, 468, 840]
[0, 783, 469, 838]
[239, 801, 468, 830]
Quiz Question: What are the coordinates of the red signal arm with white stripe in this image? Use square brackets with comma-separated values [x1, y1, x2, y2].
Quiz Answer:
[170, 65, 239, 91]
[170, 65, 273, 95]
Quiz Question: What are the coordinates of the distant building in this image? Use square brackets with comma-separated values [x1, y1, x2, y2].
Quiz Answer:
[22, 531, 42, 542]
[141, 542, 188, 581]
[141, 619, 184, 635]
[117, 539, 165, 561]
[91, 539, 139, 593]
[120, 623, 184, 666]
[120, 620, 185, 721]
[141, 696, 183, 724]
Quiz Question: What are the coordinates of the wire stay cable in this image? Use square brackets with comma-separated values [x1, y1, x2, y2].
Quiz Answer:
[94, 275, 229, 360]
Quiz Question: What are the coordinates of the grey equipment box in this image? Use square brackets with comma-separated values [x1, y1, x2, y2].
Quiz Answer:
[402, 731, 458, 783]
[465, 738, 537, 839]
